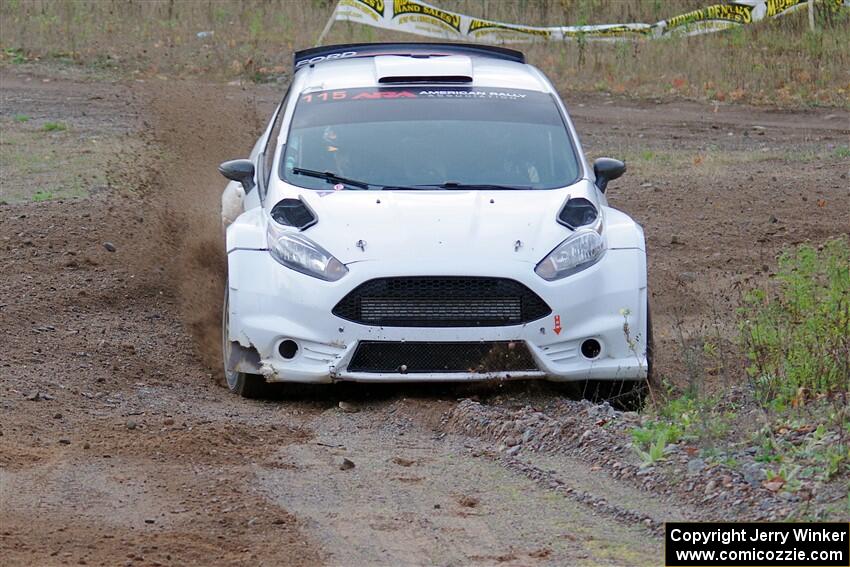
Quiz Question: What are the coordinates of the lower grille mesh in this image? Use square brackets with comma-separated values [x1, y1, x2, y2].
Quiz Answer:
[347, 341, 538, 374]
[333, 277, 551, 327]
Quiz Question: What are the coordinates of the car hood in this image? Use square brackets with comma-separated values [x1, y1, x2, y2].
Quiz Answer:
[296, 186, 586, 265]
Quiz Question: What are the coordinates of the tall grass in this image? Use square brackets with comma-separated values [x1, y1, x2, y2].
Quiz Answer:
[633, 239, 849, 493]
[0, 0, 848, 105]
[740, 237, 850, 409]
[737, 238, 850, 491]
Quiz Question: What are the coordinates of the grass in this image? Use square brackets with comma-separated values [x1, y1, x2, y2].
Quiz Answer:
[31, 190, 53, 202]
[631, 389, 737, 465]
[740, 238, 849, 409]
[3, 46, 25, 64]
[13, 114, 30, 122]
[637, 238, 850, 499]
[533, 6, 850, 107]
[0, 122, 126, 203]
[0, 0, 847, 106]
[42, 121, 67, 132]
[632, 425, 673, 465]
[753, 406, 850, 489]
[739, 238, 850, 489]
[608, 146, 843, 182]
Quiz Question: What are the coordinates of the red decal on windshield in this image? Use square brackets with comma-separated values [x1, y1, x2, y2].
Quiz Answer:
[352, 90, 417, 100]
[302, 91, 348, 103]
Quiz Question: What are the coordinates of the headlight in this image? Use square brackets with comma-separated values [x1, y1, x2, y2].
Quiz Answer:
[535, 229, 605, 281]
[267, 222, 348, 281]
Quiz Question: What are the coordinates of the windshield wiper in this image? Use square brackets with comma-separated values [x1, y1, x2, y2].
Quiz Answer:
[291, 167, 371, 190]
[289, 171, 528, 191]
[379, 185, 431, 191]
[418, 182, 532, 191]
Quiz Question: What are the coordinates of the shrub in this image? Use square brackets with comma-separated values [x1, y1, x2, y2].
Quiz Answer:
[740, 238, 850, 409]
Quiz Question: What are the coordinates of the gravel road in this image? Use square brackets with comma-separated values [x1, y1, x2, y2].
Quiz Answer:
[1, 66, 847, 566]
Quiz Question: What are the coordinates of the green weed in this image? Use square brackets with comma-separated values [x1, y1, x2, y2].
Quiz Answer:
[634, 428, 670, 465]
[740, 238, 850, 407]
[13, 114, 31, 122]
[739, 239, 850, 486]
[632, 389, 737, 458]
[755, 434, 782, 463]
[766, 465, 803, 492]
[632, 420, 683, 448]
[3, 47, 26, 64]
[32, 190, 53, 202]
[42, 122, 67, 132]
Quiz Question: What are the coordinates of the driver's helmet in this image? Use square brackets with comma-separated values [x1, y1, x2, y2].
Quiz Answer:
[322, 126, 339, 151]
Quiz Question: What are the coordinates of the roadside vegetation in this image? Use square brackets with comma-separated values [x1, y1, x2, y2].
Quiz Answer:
[617, 146, 850, 180]
[635, 238, 849, 515]
[1, 0, 848, 106]
[42, 121, 67, 132]
[0, 117, 119, 203]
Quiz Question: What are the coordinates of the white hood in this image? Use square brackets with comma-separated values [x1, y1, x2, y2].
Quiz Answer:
[293, 183, 595, 265]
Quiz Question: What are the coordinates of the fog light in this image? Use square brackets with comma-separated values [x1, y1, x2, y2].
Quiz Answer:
[278, 340, 299, 359]
[581, 339, 601, 359]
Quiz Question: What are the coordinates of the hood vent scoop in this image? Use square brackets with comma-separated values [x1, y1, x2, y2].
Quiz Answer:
[271, 198, 317, 230]
[558, 197, 598, 229]
[375, 55, 473, 84]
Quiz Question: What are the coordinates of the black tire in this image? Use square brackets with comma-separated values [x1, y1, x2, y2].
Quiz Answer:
[222, 283, 273, 399]
[228, 370, 273, 399]
[583, 378, 647, 411]
[583, 300, 654, 411]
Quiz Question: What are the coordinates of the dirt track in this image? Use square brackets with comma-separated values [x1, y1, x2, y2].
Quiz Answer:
[1, 67, 848, 566]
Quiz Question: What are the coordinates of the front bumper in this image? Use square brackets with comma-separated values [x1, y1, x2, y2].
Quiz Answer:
[226, 248, 648, 383]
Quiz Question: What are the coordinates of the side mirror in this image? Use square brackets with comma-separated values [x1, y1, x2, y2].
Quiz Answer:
[593, 158, 626, 193]
[218, 159, 255, 193]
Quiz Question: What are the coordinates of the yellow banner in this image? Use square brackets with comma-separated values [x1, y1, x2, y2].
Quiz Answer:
[325, 0, 849, 43]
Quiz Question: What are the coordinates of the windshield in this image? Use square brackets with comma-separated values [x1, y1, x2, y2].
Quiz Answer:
[280, 87, 580, 190]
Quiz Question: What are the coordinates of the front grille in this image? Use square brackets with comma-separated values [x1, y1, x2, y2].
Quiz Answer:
[347, 341, 538, 374]
[333, 277, 551, 327]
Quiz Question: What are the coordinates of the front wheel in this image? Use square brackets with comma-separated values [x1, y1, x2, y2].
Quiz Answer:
[222, 283, 272, 399]
[583, 301, 654, 411]
[582, 379, 648, 411]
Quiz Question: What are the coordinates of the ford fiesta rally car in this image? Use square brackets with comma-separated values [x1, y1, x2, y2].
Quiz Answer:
[220, 43, 652, 406]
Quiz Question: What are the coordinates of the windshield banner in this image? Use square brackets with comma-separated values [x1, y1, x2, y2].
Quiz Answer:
[322, 0, 849, 43]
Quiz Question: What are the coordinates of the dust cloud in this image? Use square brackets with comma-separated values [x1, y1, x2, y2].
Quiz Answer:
[121, 80, 264, 375]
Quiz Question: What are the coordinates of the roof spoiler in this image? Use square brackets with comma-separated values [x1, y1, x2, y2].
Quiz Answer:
[294, 42, 525, 71]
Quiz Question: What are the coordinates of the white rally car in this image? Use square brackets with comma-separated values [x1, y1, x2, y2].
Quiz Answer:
[220, 43, 652, 406]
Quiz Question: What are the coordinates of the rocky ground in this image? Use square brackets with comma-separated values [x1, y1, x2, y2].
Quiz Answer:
[442, 393, 843, 525]
[1, 63, 848, 566]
